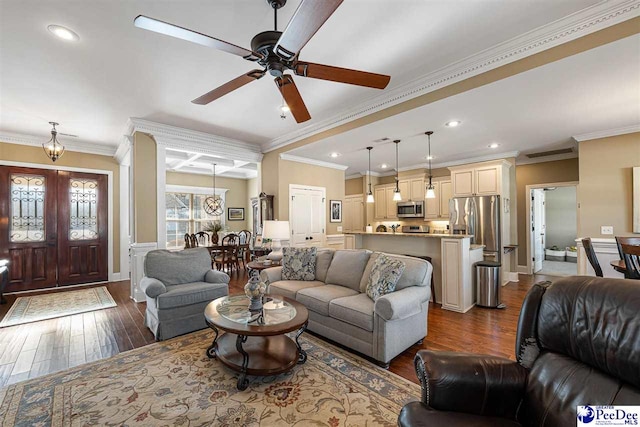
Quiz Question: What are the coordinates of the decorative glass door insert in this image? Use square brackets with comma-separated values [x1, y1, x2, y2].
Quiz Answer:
[9, 174, 46, 242]
[69, 178, 99, 240]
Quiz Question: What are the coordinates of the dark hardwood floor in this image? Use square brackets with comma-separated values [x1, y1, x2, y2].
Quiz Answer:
[0, 269, 560, 387]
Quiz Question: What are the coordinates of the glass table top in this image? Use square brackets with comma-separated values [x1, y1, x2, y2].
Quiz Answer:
[216, 295, 296, 326]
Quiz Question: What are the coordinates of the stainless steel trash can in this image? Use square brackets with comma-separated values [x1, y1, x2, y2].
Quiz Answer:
[475, 261, 505, 309]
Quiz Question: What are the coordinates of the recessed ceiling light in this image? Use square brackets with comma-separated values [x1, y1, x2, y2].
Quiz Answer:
[47, 25, 80, 42]
[445, 120, 461, 127]
[425, 155, 434, 160]
[329, 152, 340, 158]
[488, 143, 500, 149]
[380, 163, 388, 169]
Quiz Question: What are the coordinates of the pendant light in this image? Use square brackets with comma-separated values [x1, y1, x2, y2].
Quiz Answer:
[425, 131, 436, 199]
[392, 139, 402, 201]
[366, 146, 374, 203]
[42, 122, 65, 162]
[203, 163, 224, 216]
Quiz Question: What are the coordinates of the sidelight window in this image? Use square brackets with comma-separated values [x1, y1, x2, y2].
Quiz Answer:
[69, 178, 99, 240]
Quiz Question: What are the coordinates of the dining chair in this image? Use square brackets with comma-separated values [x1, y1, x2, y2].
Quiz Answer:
[189, 234, 199, 248]
[214, 233, 240, 274]
[237, 230, 252, 269]
[581, 238, 603, 277]
[620, 244, 640, 280]
[184, 233, 192, 249]
[615, 237, 640, 271]
[195, 231, 210, 246]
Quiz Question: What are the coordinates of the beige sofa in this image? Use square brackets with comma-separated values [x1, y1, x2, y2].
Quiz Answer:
[260, 248, 432, 366]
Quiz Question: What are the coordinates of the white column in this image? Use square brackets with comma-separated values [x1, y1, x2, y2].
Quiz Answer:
[130, 242, 157, 302]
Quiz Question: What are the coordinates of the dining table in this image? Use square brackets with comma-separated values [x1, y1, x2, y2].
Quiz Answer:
[206, 243, 251, 268]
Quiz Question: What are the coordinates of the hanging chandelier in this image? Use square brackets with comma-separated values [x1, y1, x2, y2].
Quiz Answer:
[366, 146, 374, 203]
[203, 163, 224, 216]
[425, 131, 436, 199]
[393, 139, 402, 201]
[42, 122, 65, 162]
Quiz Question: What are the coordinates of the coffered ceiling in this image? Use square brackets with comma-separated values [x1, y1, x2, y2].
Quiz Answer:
[0, 0, 638, 176]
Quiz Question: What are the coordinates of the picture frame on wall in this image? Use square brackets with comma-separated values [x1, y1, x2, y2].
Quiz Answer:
[227, 207, 245, 221]
[330, 200, 342, 223]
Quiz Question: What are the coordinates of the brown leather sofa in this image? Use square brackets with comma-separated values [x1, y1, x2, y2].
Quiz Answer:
[398, 276, 640, 426]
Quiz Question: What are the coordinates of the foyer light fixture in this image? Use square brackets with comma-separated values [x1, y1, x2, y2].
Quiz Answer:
[425, 131, 436, 199]
[392, 139, 402, 201]
[203, 163, 224, 216]
[42, 121, 65, 162]
[366, 146, 374, 203]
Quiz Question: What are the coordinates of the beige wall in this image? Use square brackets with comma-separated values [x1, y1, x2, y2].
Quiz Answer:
[345, 177, 364, 195]
[246, 177, 260, 233]
[133, 132, 157, 243]
[166, 171, 250, 231]
[578, 132, 640, 238]
[515, 158, 579, 265]
[278, 159, 345, 235]
[0, 141, 121, 272]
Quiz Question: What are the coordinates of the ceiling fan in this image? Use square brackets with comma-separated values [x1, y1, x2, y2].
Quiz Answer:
[134, 0, 391, 123]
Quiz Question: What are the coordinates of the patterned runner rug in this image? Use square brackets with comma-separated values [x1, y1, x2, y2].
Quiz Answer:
[0, 329, 420, 426]
[0, 286, 116, 328]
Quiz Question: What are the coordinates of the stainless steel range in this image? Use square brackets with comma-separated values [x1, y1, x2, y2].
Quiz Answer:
[401, 225, 430, 233]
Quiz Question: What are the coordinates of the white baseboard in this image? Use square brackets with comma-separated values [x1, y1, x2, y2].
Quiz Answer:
[517, 265, 529, 274]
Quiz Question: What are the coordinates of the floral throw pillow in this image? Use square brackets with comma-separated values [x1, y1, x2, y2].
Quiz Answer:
[282, 247, 317, 281]
[366, 254, 406, 301]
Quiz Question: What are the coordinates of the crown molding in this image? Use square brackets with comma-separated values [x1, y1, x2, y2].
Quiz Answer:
[572, 124, 640, 142]
[396, 151, 520, 171]
[279, 153, 349, 171]
[114, 135, 132, 164]
[126, 118, 263, 163]
[262, 0, 639, 153]
[345, 173, 363, 180]
[0, 130, 117, 157]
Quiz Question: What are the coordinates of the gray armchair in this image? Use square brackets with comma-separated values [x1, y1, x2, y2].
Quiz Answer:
[141, 248, 229, 340]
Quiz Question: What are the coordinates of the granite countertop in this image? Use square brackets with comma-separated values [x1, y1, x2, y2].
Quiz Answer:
[347, 231, 473, 239]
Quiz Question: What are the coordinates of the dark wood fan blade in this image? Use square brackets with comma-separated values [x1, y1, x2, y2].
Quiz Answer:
[294, 61, 390, 89]
[192, 70, 266, 105]
[274, 0, 343, 61]
[134, 15, 263, 61]
[275, 75, 311, 123]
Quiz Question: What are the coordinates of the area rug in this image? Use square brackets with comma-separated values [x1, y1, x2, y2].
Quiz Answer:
[0, 286, 116, 328]
[0, 329, 420, 426]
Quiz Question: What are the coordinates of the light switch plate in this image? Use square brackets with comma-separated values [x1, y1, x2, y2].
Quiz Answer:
[337, 226, 343, 232]
[601, 226, 614, 235]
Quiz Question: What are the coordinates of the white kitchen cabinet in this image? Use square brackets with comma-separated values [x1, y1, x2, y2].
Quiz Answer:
[397, 177, 425, 201]
[385, 187, 398, 219]
[425, 181, 440, 219]
[373, 184, 399, 220]
[374, 186, 387, 219]
[439, 180, 452, 219]
[449, 160, 510, 197]
[343, 195, 364, 232]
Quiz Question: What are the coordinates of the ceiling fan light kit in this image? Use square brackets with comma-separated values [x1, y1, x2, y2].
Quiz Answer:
[133, 0, 390, 123]
[42, 122, 65, 162]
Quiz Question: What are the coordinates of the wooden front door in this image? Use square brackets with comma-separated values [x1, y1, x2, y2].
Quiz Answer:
[0, 167, 58, 290]
[0, 166, 108, 291]
[57, 171, 108, 285]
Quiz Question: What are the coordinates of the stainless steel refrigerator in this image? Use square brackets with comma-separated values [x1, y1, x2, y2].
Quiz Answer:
[449, 195, 501, 262]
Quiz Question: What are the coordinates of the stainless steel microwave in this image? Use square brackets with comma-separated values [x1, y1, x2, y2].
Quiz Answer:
[397, 201, 425, 218]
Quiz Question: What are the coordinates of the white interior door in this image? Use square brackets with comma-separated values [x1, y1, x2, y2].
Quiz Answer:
[289, 185, 326, 247]
[531, 189, 546, 273]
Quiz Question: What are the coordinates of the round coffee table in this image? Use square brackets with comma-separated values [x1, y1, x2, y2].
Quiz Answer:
[204, 295, 308, 390]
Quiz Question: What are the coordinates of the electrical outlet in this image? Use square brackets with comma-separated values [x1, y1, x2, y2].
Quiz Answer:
[601, 226, 614, 235]
[337, 226, 343, 232]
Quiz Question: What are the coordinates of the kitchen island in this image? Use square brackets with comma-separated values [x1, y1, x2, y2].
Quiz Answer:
[346, 231, 483, 313]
